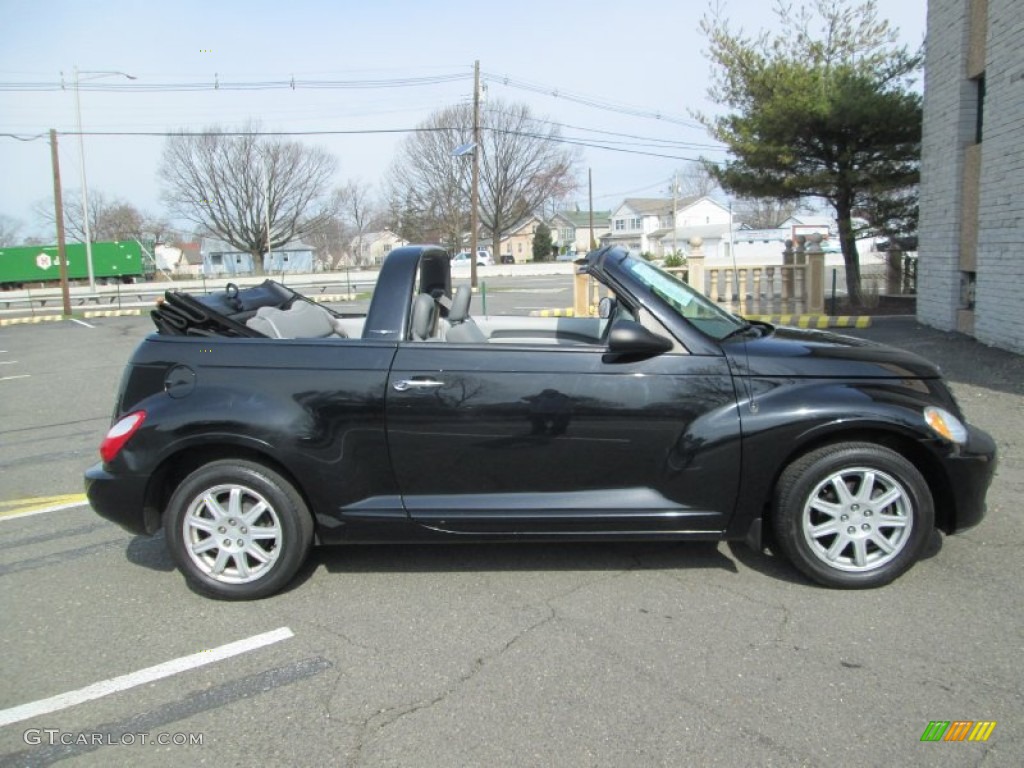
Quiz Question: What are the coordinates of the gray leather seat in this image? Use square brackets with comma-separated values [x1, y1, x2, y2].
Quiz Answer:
[445, 285, 487, 343]
[410, 293, 438, 341]
[246, 301, 347, 338]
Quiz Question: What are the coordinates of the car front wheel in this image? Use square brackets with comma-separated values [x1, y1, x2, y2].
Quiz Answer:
[164, 460, 313, 600]
[772, 442, 934, 588]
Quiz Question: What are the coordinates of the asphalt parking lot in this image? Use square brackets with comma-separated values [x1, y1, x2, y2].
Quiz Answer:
[1, 277, 1021, 767]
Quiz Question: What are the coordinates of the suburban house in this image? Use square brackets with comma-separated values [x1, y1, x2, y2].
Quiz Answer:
[349, 230, 408, 266]
[549, 209, 611, 257]
[480, 216, 545, 263]
[722, 215, 837, 263]
[918, 0, 1022, 354]
[153, 241, 202, 277]
[200, 238, 316, 276]
[600, 197, 732, 256]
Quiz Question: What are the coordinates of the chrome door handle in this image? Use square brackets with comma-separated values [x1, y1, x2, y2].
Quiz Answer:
[393, 379, 444, 392]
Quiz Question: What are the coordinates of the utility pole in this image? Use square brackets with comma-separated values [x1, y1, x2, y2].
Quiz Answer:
[470, 59, 480, 288]
[49, 129, 72, 317]
[672, 171, 678, 258]
[588, 169, 595, 251]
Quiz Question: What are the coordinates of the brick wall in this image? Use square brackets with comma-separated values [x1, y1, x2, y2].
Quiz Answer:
[918, 0, 971, 331]
[919, 0, 1024, 355]
[973, 0, 1024, 354]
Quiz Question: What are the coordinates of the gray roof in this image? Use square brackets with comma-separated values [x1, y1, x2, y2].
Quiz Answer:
[552, 210, 612, 228]
[620, 196, 703, 216]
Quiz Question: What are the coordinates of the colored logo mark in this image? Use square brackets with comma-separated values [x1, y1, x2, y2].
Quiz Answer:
[920, 721, 996, 742]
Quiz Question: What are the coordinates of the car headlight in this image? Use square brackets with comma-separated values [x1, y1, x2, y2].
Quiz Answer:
[923, 406, 968, 445]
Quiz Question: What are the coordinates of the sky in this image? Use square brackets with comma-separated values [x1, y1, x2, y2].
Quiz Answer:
[0, 0, 927, 240]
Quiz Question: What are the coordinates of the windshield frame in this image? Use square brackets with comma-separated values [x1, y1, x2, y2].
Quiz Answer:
[621, 255, 748, 341]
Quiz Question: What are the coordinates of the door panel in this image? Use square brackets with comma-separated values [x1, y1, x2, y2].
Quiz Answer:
[385, 344, 741, 534]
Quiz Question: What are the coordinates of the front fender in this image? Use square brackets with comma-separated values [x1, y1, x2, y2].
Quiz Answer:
[725, 378, 957, 540]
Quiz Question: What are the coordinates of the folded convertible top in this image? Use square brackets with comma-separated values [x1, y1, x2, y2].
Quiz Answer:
[151, 279, 300, 337]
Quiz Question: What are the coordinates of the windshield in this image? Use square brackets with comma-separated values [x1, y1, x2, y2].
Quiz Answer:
[624, 256, 748, 340]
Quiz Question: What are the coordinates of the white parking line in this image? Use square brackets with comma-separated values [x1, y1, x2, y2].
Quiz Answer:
[0, 375, 30, 382]
[71, 318, 95, 328]
[0, 360, 17, 364]
[0, 627, 295, 728]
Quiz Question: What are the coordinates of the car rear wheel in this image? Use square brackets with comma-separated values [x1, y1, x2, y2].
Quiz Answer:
[164, 460, 313, 600]
[772, 442, 934, 588]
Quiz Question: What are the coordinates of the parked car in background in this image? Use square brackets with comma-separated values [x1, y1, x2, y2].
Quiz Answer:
[453, 250, 494, 266]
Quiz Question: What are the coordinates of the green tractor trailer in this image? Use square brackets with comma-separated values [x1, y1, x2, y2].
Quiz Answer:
[0, 240, 152, 289]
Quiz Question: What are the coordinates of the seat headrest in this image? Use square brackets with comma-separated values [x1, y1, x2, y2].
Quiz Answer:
[450, 285, 472, 324]
[245, 301, 338, 338]
[410, 293, 437, 340]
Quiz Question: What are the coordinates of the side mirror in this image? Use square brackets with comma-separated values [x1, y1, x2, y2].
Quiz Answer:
[607, 321, 673, 358]
[598, 296, 616, 319]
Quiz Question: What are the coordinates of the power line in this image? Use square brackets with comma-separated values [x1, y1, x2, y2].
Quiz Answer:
[0, 73, 473, 93]
[482, 71, 704, 130]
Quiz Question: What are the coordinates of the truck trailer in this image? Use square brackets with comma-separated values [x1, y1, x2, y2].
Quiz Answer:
[0, 240, 151, 289]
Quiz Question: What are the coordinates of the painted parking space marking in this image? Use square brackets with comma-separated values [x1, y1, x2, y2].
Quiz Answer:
[2, 657, 332, 766]
[0, 626, 295, 728]
[0, 495, 89, 522]
[70, 318, 95, 328]
[0, 374, 30, 382]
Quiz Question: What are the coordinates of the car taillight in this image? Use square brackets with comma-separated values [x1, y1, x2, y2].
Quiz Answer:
[100, 411, 146, 463]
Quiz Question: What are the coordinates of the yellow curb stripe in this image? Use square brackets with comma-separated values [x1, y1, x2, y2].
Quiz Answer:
[529, 308, 576, 318]
[0, 494, 89, 520]
[742, 314, 873, 328]
[82, 309, 143, 318]
[0, 493, 87, 509]
[0, 315, 66, 326]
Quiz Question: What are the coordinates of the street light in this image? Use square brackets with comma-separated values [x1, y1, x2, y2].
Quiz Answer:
[73, 66, 136, 292]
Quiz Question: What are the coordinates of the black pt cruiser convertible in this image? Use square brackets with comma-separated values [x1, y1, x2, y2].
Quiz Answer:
[85, 245, 997, 599]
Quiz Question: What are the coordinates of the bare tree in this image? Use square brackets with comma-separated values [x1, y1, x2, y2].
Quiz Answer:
[303, 213, 353, 271]
[479, 101, 578, 254]
[32, 190, 176, 243]
[159, 125, 337, 274]
[669, 161, 720, 199]
[388, 100, 578, 256]
[386, 105, 473, 253]
[0, 214, 22, 247]
[335, 180, 383, 265]
[733, 197, 807, 229]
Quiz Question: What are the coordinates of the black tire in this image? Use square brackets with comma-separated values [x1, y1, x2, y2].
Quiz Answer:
[772, 442, 934, 588]
[163, 460, 313, 600]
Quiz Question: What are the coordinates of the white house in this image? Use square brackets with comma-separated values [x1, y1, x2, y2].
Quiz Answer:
[349, 230, 408, 266]
[548, 209, 611, 256]
[601, 197, 731, 256]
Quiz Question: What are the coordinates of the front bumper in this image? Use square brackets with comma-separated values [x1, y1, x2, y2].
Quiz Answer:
[84, 462, 157, 536]
[939, 424, 998, 534]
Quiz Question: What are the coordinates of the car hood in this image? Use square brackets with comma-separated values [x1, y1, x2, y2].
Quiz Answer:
[723, 325, 943, 380]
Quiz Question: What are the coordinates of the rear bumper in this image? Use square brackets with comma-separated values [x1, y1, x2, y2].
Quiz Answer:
[84, 462, 157, 536]
[940, 424, 997, 534]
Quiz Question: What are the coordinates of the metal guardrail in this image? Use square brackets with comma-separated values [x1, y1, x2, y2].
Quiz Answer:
[0, 276, 381, 315]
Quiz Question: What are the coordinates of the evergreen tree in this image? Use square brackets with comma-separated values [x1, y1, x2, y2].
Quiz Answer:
[532, 222, 554, 262]
[699, 0, 922, 304]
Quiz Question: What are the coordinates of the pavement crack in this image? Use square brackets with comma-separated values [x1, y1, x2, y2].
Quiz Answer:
[349, 606, 556, 767]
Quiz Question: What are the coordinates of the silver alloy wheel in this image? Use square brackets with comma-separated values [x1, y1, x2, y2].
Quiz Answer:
[182, 484, 282, 584]
[800, 466, 913, 573]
